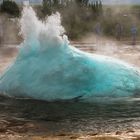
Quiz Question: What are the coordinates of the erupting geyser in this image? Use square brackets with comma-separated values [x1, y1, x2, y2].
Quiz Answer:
[0, 7, 140, 102]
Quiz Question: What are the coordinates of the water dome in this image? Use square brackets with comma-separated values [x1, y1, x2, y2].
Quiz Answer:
[0, 7, 140, 102]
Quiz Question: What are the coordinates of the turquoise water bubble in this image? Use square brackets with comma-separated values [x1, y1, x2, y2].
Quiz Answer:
[0, 7, 140, 102]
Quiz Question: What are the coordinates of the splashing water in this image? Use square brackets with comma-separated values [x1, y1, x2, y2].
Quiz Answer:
[0, 7, 140, 102]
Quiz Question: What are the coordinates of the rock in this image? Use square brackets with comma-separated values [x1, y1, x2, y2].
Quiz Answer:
[0, 126, 7, 133]
[126, 128, 135, 133]
[57, 133, 68, 136]
[115, 131, 123, 135]
[23, 123, 35, 129]
[6, 130, 16, 135]
[0, 120, 10, 125]
[70, 135, 79, 139]
[88, 132, 99, 136]
[9, 126, 28, 133]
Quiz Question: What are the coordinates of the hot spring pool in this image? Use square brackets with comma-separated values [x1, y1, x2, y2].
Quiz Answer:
[0, 95, 140, 134]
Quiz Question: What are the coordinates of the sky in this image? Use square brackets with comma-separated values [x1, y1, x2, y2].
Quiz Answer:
[102, 0, 140, 5]
[24, 0, 140, 4]
[13, 0, 140, 5]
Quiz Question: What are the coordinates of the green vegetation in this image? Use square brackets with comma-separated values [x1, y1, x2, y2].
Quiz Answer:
[0, 0, 140, 41]
[101, 6, 140, 38]
[40, 0, 140, 40]
[0, 0, 20, 17]
[40, 0, 103, 39]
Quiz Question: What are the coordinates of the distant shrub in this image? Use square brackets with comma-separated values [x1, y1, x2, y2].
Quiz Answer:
[0, 0, 20, 17]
